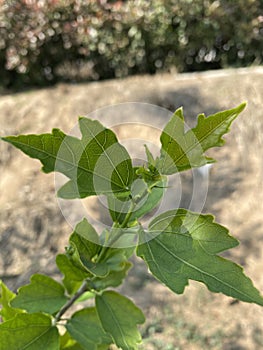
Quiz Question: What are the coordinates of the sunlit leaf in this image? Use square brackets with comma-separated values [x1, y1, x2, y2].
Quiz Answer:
[137, 209, 263, 305]
[0, 280, 23, 321]
[157, 103, 246, 174]
[2, 118, 133, 198]
[0, 313, 59, 350]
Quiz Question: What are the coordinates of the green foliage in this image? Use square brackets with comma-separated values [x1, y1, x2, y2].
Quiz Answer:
[10, 274, 68, 314]
[1, 103, 263, 350]
[95, 291, 145, 350]
[137, 209, 263, 305]
[0, 313, 59, 350]
[0, 281, 23, 322]
[0, 1, 263, 88]
[2, 118, 132, 199]
[66, 308, 112, 349]
[157, 103, 246, 174]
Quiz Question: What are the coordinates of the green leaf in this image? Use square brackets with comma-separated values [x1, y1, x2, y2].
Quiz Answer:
[68, 219, 107, 277]
[108, 177, 167, 224]
[84, 247, 128, 278]
[68, 220, 130, 278]
[130, 178, 167, 222]
[0, 280, 24, 321]
[60, 331, 86, 349]
[96, 291, 145, 350]
[66, 307, 112, 350]
[56, 254, 90, 295]
[69, 218, 101, 262]
[92, 262, 132, 290]
[0, 313, 59, 350]
[157, 103, 246, 174]
[97, 346, 109, 350]
[10, 274, 68, 314]
[2, 118, 133, 198]
[137, 209, 263, 306]
[144, 144, 155, 166]
[1, 129, 66, 173]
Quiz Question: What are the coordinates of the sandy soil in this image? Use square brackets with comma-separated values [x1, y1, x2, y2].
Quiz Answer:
[1, 67, 263, 349]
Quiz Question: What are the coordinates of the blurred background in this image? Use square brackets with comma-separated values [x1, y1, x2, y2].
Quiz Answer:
[1, 1, 263, 349]
[0, 0, 263, 90]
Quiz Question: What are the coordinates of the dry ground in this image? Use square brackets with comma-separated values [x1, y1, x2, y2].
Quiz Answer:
[1, 67, 263, 349]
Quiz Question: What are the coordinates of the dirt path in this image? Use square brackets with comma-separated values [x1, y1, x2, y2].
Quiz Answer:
[1, 67, 263, 349]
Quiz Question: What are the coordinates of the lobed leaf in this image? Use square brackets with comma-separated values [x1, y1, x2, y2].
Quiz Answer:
[157, 103, 246, 174]
[69, 221, 127, 278]
[0, 313, 59, 350]
[1, 129, 66, 173]
[137, 209, 263, 306]
[96, 291, 145, 350]
[56, 254, 90, 295]
[66, 307, 112, 350]
[0, 280, 24, 321]
[2, 118, 133, 198]
[10, 274, 68, 314]
[57, 218, 134, 294]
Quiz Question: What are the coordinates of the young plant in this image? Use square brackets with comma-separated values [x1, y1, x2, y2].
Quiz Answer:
[1, 102, 262, 350]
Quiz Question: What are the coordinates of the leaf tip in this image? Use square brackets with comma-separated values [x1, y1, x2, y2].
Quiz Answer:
[174, 106, 184, 120]
[239, 101, 247, 111]
[78, 116, 86, 121]
[1, 135, 14, 143]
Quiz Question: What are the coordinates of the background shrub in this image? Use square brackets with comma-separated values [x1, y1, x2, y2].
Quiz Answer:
[0, 0, 263, 89]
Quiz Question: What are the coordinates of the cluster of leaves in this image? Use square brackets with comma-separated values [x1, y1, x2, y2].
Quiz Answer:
[1, 103, 263, 350]
[0, 0, 263, 89]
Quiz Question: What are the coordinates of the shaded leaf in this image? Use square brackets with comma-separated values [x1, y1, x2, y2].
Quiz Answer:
[0, 280, 23, 321]
[66, 307, 112, 350]
[56, 254, 90, 295]
[96, 291, 145, 350]
[82, 247, 129, 278]
[60, 220, 133, 288]
[92, 262, 132, 290]
[108, 177, 167, 224]
[2, 118, 133, 198]
[157, 103, 246, 174]
[0, 313, 59, 350]
[137, 209, 263, 305]
[69, 222, 130, 278]
[69, 218, 101, 268]
[130, 178, 167, 222]
[10, 274, 67, 314]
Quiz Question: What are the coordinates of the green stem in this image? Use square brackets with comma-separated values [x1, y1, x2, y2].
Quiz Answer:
[119, 200, 136, 229]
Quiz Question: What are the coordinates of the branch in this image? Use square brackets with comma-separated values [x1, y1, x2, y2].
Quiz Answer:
[53, 280, 88, 324]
